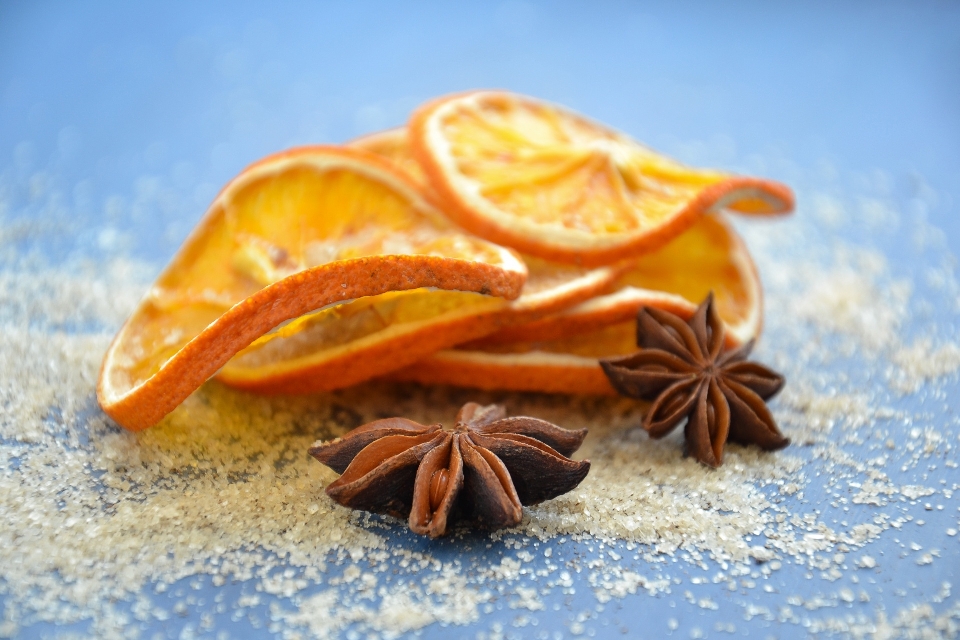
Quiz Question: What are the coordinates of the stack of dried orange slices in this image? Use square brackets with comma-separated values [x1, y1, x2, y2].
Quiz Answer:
[97, 91, 792, 431]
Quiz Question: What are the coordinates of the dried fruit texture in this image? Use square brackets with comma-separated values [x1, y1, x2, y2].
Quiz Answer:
[600, 294, 788, 467]
[390, 213, 760, 395]
[351, 127, 626, 322]
[309, 403, 590, 537]
[410, 90, 794, 267]
[97, 147, 527, 431]
[389, 349, 619, 396]
[215, 251, 624, 396]
[470, 213, 761, 349]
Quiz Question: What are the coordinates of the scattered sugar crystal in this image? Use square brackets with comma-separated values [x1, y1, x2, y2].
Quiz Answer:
[2, 158, 959, 637]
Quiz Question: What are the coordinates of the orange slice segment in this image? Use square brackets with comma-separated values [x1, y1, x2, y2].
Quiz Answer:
[97, 146, 526, 431]
[410, 90, 793, 266]
[393, 350, 619, 396]
[350, 126, 625, 321]
[391, 212, 760, 394]
[388, 335, 622, 396]
[470, 212, 760, 348]
[215, 138, 623, 397]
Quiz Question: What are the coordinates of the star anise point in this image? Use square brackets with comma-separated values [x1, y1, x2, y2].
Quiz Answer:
[602, 293, 788, 468]
[310, 403, 590, 537]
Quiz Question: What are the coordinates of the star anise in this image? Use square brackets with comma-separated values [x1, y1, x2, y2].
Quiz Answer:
[309, 403, 590, 537]
[599, 293, 788, 468]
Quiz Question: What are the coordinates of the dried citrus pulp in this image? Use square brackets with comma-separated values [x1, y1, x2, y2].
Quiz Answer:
[97, 146, 526, 431]
[390, 211, 762, 394]
[98, 91, 792, 431]
[350, 128, 625, 320]
[410, 90, 792, 266]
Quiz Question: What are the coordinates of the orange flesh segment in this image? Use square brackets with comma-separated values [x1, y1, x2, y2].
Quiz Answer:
[411, 91, 793, 266]
[97, 147, 526, 431]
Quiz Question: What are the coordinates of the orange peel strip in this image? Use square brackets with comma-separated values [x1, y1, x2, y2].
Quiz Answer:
[214, 138, 622, 397]
[390, 349, 619, 396]
[469, 212, 761, 348]
[351, 127, 626, 321]
[391, 213, 761, 395]
[98, 146, 526, 431]
[410, 90, 793, 266]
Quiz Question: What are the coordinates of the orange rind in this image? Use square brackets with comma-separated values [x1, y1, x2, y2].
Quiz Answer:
[391, 213, 761, 395]
[351, 126, 626, 322]
[391, 349, 619, 396]
[470, 213, 761, 348]
[350, 127, 426, 187]
[410, 90, 793, 266]
[97, 146, 526, 431]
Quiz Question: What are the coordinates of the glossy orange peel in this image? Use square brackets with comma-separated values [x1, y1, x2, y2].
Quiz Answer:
[391, 213, 761, 395]
[410, 90, 793, 267]
[98, 146, 526, 431]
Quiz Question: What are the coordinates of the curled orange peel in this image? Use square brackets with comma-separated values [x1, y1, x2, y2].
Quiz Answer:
[410, 90, 793, 267]
[97, 146, 526, 431]
[470, 213, 761, 349]
[390, 213, 761, 395]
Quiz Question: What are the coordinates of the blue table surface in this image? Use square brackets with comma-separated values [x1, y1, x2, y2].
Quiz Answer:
[1, 2, 959, 638]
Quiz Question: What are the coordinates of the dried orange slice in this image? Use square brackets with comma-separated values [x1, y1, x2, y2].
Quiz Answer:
[97, 146, 526, 431]
[391, 213, 760, 395]
[410, 90, 793, 266]
[216, 139, 622, 398]
[217, 250, 623, 397]
[351, 127, 625, 321]
[471, 213, 760, 348]
[389, 338, 622, 396]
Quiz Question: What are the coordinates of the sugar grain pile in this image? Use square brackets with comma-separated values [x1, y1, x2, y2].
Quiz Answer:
[0, 162, 958, 638]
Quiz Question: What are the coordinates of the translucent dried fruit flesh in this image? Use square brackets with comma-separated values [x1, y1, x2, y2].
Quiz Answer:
[391, 213, 761, 394]
[352, 127, 625, 322]
[98, 147, 526, 431]
[471, 213, 761, 349]
[411, 90, 793, 266]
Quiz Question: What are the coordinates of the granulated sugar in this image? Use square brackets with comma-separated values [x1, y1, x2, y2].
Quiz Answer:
[1, 168, 959, 638]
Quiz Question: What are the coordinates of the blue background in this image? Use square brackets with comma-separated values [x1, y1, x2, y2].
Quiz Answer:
[3, 1, 958, 260]
[1, 1, 959, 638]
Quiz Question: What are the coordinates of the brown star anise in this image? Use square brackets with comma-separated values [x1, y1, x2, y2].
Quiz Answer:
[309, 403, 590, 537]
[599, 293, 788, 468]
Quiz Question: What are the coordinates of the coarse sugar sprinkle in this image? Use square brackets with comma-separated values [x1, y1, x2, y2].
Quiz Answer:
[0, 162, 959, 638]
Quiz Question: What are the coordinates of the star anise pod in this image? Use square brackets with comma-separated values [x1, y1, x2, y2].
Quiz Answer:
[308, 403, 590, 537]
[599, 293, 788, 468]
